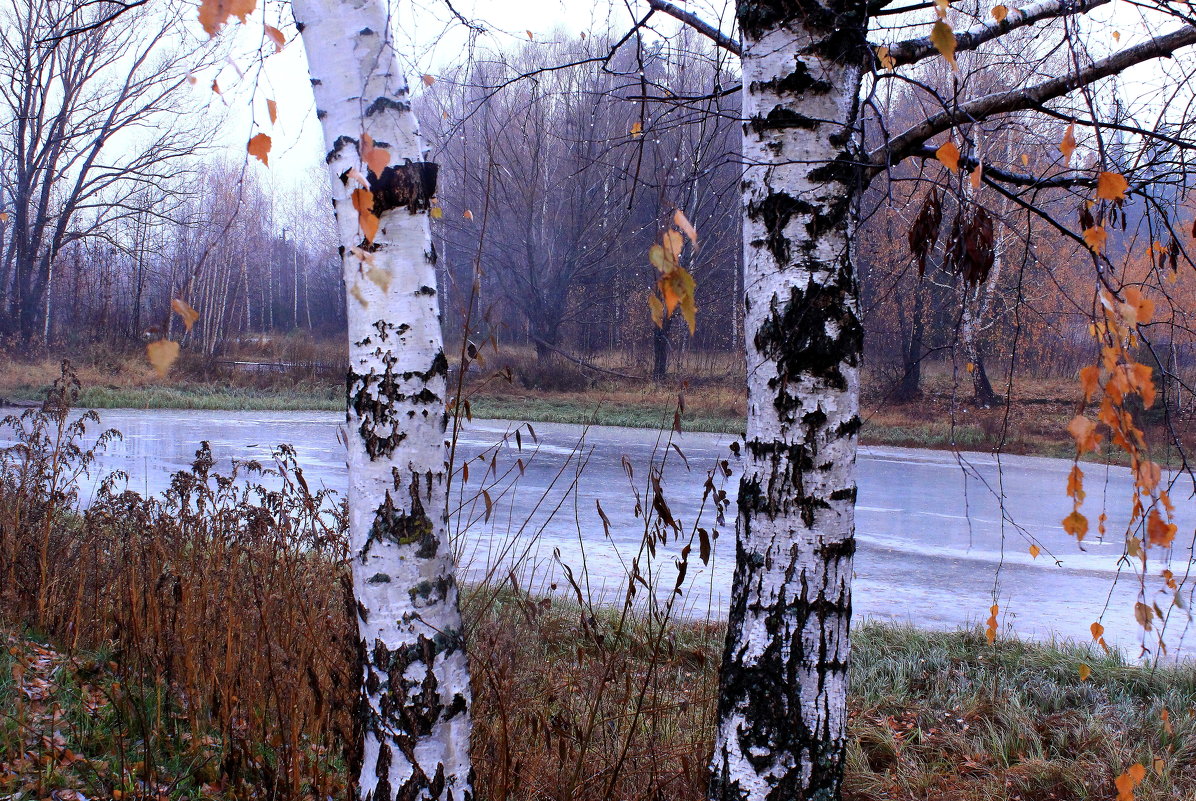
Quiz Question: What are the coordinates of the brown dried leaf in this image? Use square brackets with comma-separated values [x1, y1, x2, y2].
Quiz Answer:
[673, 208, 698, 245]
[991, 4, 1008, 21]
[1060, 123, 1077, 161]
[247, 133, 271, 166]
[171, 299, 200, 332]
[876, 45, 896, 70]
[931, 20, 957, 69]
[266, 98, 277, 124]
[1097, 171, 1129, 201]
[351, 188, 379, 242]
[146, 340, 180, 377]
[264, 24, 284, 51]
[360, 132, 390, 176]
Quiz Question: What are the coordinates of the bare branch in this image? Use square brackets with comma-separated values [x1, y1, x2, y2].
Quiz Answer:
[646, 0, 741, 56]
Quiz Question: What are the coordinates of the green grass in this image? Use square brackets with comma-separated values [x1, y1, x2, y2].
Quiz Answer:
[4, 621, 1193, 800]
[4, 382, 343, 411]
[468, 394, 743, 433]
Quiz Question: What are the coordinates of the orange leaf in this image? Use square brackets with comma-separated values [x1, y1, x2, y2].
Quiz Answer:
[1062, 510, 1089, 541]
[247, 133, 271, 166]
[171, 299, 200, 332]
[991, 4, 1008, 21]
[1079, 365, 1100, 401]
[266, 98, 277, 124]
[936, 140, 960, 173]
[630, 121, 643, 137]
[1135, 460, 1161, 493]
[1066, 465, 1084, 502]
[1091, 621, 1104, 640]
[422, 74, 436, 86]
[1147, 508, 1177, 547]
[1128, 764, 1146, 784]
[1059, 123, 1077, 162]
[1068, 415, 1099, 453]
[1123, 287, 1154, 325]
[197, 0, 256, 37]
[1029, 544, 1041, 558]
[1083, 225, 1107, 252]
[969, 162, 982, 189]
[1077, 663, 1091, 681]
[1097, 171, 1129, 202]
[146, 340, 180, 378]
[360, 132, 390, 176]
[876, 46, 896, 70]
[0, 211, 8, 223]
[264, 24, 284, 51]
[351, 188, 379, 243]
[674, 209, 698, 245]
[463, 209, 474, 221]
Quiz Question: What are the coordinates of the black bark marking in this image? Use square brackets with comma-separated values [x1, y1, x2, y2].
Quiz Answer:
[362, 478, 439, 560]
[326, 134, 358, 164]
[364, 96, 412, 117]
[368, 161, 438, 215]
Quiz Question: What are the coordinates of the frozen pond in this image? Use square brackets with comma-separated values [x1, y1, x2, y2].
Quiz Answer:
[8, 406, 1196, 661]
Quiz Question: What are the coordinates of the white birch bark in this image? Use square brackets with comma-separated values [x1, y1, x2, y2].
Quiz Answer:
[292, 3, 473, 799]
[711, 2, 867, 799]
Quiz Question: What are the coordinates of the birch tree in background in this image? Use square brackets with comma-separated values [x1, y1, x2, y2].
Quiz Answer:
[290, 1, 473, 799]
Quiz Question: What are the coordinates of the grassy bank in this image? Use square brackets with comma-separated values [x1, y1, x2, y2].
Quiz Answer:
[3, 620, 1193, 801]
[4, 348, 1189, 462]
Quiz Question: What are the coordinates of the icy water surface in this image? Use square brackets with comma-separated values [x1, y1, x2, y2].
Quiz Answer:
[13, 407, 1196, 661]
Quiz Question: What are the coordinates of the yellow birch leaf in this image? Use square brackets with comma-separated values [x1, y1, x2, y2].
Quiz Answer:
[171, 299, 200, 332]
[630, 121, 643, 137]
[1029, 544, 1041, 558]
[1113, 30, 1121, 41]
[1077, 663, 1091, 681]
[663, 229, 684, 260]
[1021, 153, 1030, 166]
[1097, 171, 1129, 201]
[1060, 123, 1077, 161]
[1062, 510, 1089, 541]
[876, 46, 896, 70]
[936, 140, 961, 172]
[146, 340, 180, 378]
[931, 21, 957, 69]
[991, 4, 1008, 21]
[366, 266, 392, 293]
[430, 206, 443, 219]
[648, 294, 664, 328]
[247, 133, 271, 166]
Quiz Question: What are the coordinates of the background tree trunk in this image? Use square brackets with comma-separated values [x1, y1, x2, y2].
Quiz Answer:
[710, 2, 867, 799]
[293, 2, 474, 800]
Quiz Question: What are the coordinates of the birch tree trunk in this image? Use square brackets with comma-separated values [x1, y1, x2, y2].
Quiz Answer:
[292, 3, 474, 800]
[710, 2, 867, 799]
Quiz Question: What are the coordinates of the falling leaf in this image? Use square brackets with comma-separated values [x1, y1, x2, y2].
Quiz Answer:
[171, 299, 200, 332]
[366, 266, 392, 292]
[247, 133, 271, 166]
[674, 209, 698, 245]
[463, 209, 474, 220]
[1062, 510, 1089, 541]
[1029, 544, 1041, 558]
[1078, 663, 1091, 681]
[1059, 123, 1077, 162]
[351, 188, 379, 242]
[264, 24, 284, 51]
[146, 340, 180, 377]
[931, 21, 957, 69]
[991, 4, 1008, 21]
[936, 140, 961, 173]
[266, 98, 277, 124]
[630, 121, 643, 137]
[876, 45, 896, 70]
[197, 0, 256, 37]
[1083, 225, 1107, 252]
[360, 132, 390, 175]
[1097, 171, 1129, 201]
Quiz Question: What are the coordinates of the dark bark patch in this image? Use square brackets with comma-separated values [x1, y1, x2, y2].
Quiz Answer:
[749, 107, 822, 135]
[326, 134, 357, 164]
[362, 479, 438, 560]
[750, 60, 833, 96]
[364, 96, 412, 117]
[368, 161, 438, 215]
